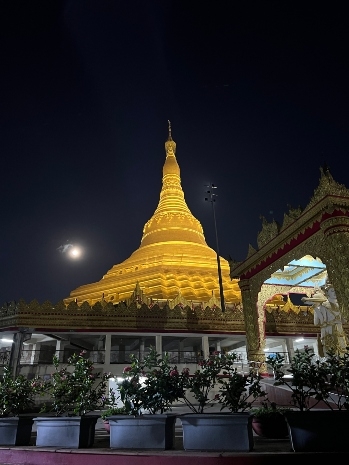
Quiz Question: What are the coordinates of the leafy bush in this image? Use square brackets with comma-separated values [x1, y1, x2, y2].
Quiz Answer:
[0, 366, 47, 417]
[266, 348, 333, 411]
[119, 346, 185, 415]
[41, 351, 113, 416]
[178, 352, 266, 413]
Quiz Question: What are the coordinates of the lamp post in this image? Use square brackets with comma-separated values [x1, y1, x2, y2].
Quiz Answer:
[205, 183, 226, 313]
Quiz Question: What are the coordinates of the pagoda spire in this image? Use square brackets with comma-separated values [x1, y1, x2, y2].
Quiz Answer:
[168, 120, 172, 140]
[139, 123, 206, 248]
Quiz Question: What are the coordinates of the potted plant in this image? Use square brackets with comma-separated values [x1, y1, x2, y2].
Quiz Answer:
[266, 347, 349, 452]
[0, 366, 47, 445]
[178, 351, 267, 452]
[251, 401, 290, 439]
[107, 346, 184, 450]
[34, 351, 113, 448]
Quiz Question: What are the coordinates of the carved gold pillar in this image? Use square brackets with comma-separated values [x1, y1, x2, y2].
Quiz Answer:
[320, 215, 349, 321]
[239, 279, 267, 374]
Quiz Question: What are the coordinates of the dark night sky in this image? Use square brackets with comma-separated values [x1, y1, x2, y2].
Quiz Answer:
[1, 1, 349, 304]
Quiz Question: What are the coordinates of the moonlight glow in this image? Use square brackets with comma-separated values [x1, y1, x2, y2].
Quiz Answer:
[68, 247, 82, 259]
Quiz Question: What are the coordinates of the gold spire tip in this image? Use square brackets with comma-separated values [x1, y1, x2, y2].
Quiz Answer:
[168, 120, 172, 140]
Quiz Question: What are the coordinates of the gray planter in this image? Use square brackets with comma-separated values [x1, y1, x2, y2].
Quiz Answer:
[180, 412, 254, 452]
[0, 416, 34, 446]
[34, 415, 98, 448]
[108, 414, 176, 450]
[285, 410, 349, 452]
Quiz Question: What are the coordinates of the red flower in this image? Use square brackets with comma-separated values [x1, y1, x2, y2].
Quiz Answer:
[170, 369, 179, 377]
[123, 366, 132, 373]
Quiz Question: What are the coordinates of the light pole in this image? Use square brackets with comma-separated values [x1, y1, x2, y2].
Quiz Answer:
[205, 183, 226, 313]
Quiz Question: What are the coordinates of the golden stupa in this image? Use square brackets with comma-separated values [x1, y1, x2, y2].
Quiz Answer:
[64, 123, 241, 306]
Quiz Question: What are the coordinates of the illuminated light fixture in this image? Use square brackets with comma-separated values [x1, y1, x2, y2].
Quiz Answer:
[295, 337, 304, 343]
[263, 348, 270, 351]
[1, 338, 13, 343]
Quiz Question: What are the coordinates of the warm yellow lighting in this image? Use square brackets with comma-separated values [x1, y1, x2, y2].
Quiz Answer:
[65, 128, 241, 306]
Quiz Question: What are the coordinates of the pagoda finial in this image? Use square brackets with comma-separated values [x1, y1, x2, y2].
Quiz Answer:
[168, 120, 172, 140]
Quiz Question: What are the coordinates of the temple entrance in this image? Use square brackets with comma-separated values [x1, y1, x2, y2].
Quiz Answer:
[229, 167, 349, 371]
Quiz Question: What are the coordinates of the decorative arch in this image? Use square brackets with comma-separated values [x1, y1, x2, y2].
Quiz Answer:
[229, 166, 349, 370]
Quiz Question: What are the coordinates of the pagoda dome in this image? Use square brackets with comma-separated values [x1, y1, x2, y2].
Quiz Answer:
[64, 123, 241, 306]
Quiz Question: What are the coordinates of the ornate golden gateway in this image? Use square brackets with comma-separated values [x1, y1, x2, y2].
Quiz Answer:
[229, 165, 349, 368]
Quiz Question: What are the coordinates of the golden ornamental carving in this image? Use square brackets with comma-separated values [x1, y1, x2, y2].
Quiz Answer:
[320, 216, 349, 237]
[229, 168, 349, 285]
[305, 166, 349, 212]
[227, 168, 349, 369]
[257, 217, 280, 249]
[246, 244, 257, 259]
[240, 283, 261, 355]
[2, 298, 347, 338]
[319, 228, 349, 321]
[169, 293, 191, 310]
[280, 204, 303, 231]
[265, 308, 317, 334]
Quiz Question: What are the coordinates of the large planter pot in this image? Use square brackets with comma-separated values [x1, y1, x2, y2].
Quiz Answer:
[0, 416, 34, 446]
[180, 412, 254, 452]
[34, 415, 99, 448]
[108, 414, 176, 450]
[252, 413, 289, 439]
[285, 410, 349, 452]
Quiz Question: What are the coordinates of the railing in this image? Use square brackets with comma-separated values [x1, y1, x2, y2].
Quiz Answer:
[60, 349, 105, 364]
[0, 350, 10, 366]
[18, 349, 106, 365]
[165, 351, 202, 364]
[110, 349, 151, 364]
[0, 348, 299, 368]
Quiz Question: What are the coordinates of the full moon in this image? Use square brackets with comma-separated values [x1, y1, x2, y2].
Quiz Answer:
[69, 247, 82, 259]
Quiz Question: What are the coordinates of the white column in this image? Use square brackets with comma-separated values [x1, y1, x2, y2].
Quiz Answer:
[281, 340, 287, 353]
[104, 334, 111, 365]
[179, 339, 184, 363]
[312, 337, 319, 357]
[30, 342, 41, 364]
[202, 336, 209, 358]
[285, 338, 295, 363]
[140, 337, 145, 361]
[216, 341, 221, 353]
[156, 335, 162, 356]
[55, 340, 69, 362]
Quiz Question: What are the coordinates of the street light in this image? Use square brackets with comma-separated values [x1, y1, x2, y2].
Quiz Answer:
[205, 183, 226, 313]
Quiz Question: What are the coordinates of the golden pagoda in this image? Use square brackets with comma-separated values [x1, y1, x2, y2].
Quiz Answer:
[64, 123, 241, 306]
